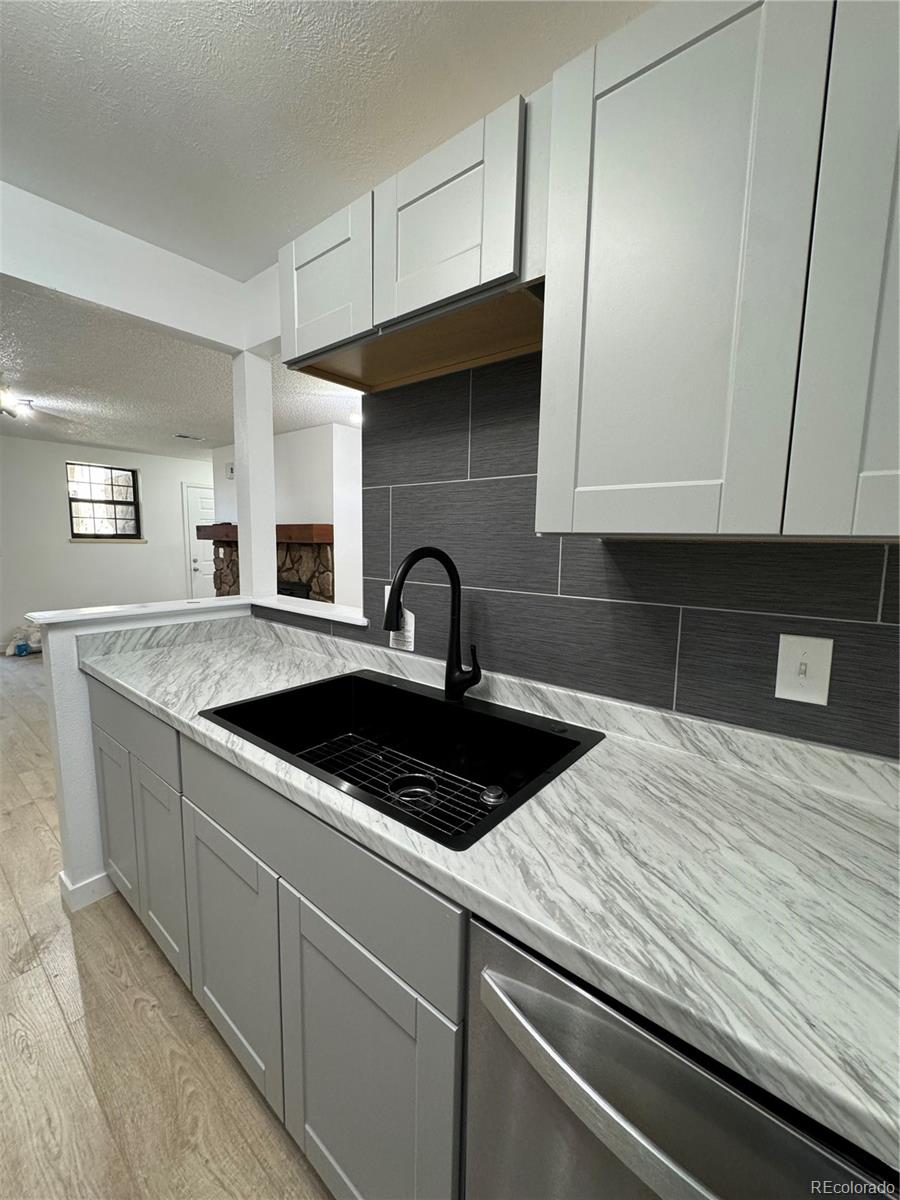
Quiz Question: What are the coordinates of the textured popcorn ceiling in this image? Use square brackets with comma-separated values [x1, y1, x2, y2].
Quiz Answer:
[0, 278, 361, 458]
[0, 1, 646, 280]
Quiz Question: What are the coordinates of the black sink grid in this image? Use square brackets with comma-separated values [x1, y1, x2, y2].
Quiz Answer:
[199, 671, 604, 850]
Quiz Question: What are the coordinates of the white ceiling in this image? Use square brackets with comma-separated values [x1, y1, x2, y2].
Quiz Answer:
[0, 1, 645, 281]
[0, 277, 361, 458]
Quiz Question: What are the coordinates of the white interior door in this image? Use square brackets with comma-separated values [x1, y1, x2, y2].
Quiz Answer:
[184, 484, 216, 598]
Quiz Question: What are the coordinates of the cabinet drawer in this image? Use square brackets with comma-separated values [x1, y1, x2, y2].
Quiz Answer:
[87, 677, 180, 790]
[181, 738, 466, 1022]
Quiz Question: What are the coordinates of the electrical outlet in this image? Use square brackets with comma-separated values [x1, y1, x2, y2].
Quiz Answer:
[384, 585, 414, 652]
[775, 634, 833, 705]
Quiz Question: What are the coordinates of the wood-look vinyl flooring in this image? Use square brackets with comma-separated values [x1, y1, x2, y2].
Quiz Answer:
[0, 654, 331, 1200]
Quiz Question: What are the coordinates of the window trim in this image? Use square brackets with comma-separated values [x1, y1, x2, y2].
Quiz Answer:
[65, 461, 143, 541]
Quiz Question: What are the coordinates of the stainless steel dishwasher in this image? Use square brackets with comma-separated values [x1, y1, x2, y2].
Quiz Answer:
[465, 921, 887, 1199]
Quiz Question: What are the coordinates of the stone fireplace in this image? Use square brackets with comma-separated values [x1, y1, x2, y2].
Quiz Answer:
[198, 524, 335, 602]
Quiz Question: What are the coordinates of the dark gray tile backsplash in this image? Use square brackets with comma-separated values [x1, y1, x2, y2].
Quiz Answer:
[882, 546, 899, 624]
[470, 355, 541, 478]
[561, 539, 886, 621]
[390, 476, 561, 592]
[676, 610, 899, 758]
[362, 372, 469, 487]
[340, 578, 679, 708]
[362, 487, 390, 579]
[349, 352, 898, 759]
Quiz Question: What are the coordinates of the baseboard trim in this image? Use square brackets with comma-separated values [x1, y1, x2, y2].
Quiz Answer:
[59, 869, 116, 913]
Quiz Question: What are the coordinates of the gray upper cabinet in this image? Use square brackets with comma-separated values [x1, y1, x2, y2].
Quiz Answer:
[783, 0, 899, 537]
[182, 798, 283, 1117]
[279, 193, 374, 362]
[93, 725, 141, 915]
[373, 95, 525, 326]
[279, 881, 461, 1200]
[131, 758, 190, 986]
[536, 1, 833, 535]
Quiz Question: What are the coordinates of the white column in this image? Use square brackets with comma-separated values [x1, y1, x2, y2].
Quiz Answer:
[233, 351, 277, 597]
[44, 626, 117, 911]
[331, 424, 363, 609]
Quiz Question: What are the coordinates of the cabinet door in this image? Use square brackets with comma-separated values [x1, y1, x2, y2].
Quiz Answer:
[92, 726, 141, 915]
[279, 882, 461, 1200]
[373, 95, 525, 326]
[279, 193, 373, 362]
[182, 799, 283, 1116]
[783, 1, 899, 537]
[536, 2, 832, 534]
[131, 758, 190, 986]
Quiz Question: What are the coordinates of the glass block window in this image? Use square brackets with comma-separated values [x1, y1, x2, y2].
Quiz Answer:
[66, 463, 142, 539]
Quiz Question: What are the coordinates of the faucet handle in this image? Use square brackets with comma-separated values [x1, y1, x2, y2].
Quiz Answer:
[468, 643, 481, 683]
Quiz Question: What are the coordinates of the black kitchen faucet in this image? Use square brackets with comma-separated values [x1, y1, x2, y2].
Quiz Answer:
[383, 545, 482, 703]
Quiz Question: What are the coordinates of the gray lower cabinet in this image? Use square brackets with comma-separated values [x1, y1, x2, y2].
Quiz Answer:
[90, 714, 191, 987]
[182, 798, 284, 1118]
[279, 880, 462, 1200]
[92, 725, 141, 915]
[131, 758, 190, 985]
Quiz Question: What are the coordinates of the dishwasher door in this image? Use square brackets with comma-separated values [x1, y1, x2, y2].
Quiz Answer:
[465, 921, 881, 1200]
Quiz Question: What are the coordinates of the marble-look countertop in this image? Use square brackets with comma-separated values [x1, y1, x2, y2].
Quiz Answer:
[78, 621, 899, 1167]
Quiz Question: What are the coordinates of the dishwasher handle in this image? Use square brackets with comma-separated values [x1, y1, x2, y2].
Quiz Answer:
[480, 969, 719, 1200]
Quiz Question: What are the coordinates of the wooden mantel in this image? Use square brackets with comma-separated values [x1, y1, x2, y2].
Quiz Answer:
[196, 523, 334, 544]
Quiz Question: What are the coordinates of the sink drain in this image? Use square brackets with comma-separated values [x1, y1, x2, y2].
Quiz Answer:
[389, 773, 438, 803]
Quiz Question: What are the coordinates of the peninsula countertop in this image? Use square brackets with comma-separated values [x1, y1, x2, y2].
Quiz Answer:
[77, 618, 899, 1168]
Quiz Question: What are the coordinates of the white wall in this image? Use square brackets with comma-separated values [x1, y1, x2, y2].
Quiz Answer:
[0, 182, 249, 353]
[212, 423, 361, 608]
[0, 436, 213, 641]
[214, 424, 337, 524]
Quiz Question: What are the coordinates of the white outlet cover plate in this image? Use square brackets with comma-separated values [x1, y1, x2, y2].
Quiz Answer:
[775, 634, 833, 706]
[385, 584, 414, 652]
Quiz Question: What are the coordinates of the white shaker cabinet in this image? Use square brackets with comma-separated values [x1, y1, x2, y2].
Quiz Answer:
[783, 0, 899, 537]
[279, 193, 373, 362]
[536, 1, 833, 535]
[373, 95, 525, 325]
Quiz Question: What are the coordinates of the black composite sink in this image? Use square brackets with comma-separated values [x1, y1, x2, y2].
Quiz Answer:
[199, 671, 604, 850]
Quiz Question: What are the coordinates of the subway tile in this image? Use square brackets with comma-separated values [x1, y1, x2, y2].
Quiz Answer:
[675, 609, 900, 758]
[469, 352, 541, 478]
[882, 546, 898, 624]
[362, 372, 469, 487]
[390, 476, 560, 593]
[561, 539, 886, 622]
[362, 487, 390, 579]
[342, 581, 679, 709]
